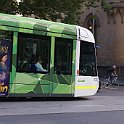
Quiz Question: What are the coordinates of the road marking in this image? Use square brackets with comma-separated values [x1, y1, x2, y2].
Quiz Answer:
[71, 104, 104, 107]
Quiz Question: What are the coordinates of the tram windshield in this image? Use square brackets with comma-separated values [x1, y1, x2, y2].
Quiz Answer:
[79, 41, 97, 76]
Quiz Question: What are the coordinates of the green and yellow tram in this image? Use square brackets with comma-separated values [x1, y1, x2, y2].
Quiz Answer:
[0, 13, 99, 97]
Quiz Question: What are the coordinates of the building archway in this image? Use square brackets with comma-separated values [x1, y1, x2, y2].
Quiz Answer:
[84, 13, 100, 42]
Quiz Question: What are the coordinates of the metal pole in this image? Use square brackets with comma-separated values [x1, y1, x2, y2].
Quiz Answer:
[92, 10, 95, 35]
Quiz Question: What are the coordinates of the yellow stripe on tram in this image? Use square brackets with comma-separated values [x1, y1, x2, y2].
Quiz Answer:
[75, 85, 97, 90]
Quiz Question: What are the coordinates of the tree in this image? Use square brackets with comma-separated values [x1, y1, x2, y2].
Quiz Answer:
[0, 0, 18, 14]
[18, 0, 112, 24]
[0, 0, 112, 24]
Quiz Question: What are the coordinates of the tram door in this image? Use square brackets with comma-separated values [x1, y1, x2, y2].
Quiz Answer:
[14, 33, 51, 95]
[51, 37, 73, 95]
[0, 30, 12, 96]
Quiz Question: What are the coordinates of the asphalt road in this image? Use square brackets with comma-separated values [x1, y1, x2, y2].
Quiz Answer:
[0, 86, 124, 124]
[0, 110, 124, 124]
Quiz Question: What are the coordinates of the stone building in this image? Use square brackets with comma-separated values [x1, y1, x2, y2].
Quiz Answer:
[80, 0, 124, 81]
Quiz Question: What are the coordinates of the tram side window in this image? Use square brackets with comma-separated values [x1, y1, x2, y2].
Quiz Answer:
[79, 41, 97, 76]
[54, 38, 73, 75]
[17, 33, 50, 73]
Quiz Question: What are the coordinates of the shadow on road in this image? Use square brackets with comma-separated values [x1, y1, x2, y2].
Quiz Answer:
[0, 96, 91, 102]
[1, 86, 124, 102]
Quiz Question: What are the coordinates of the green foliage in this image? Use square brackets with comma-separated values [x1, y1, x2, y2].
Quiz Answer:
[18, 0, 83, 24]
[18, 0, 112, 24]
[0, 0, 18, 14]
[83, 0, 99, 8]
[0, 0, 112, 24]
[101, 0, 112, 12]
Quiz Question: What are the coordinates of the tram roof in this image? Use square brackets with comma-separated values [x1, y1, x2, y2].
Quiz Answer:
[0, 13, 77, 36]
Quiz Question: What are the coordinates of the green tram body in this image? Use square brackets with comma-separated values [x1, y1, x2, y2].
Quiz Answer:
[0, 13, 99, 97]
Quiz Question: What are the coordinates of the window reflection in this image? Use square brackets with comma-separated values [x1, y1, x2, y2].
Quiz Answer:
[17, 33, 50, 73]
[79, 41, 97, 76]
[54, 38, 73, 75]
